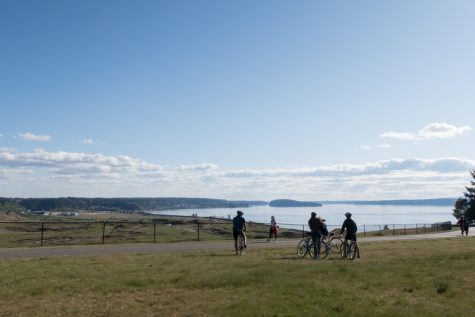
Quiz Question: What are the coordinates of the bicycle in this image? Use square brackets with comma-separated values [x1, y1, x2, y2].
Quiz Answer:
[319, 233, 343, 259]
[340, 239, 360, 260]
[297, 233, 319, 259]
[237, 231, 247, 255]
[298, 232, 343, 259]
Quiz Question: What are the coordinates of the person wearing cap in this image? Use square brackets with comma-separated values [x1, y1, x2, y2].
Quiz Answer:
[341, 212, 360, 258]
[308, 211, 323, 259]
[233, 210, 247, 254]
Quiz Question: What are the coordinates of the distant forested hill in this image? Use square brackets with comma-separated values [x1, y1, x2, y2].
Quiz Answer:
[0, 197, 267, 212]
[319, 198, 456, 206]
[269, 199, 322, 207]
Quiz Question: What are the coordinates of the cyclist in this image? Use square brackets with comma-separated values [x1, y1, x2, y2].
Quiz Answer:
[233, 210, 247, 255]
[341, 212, 359, 258]
[308, 211, 323, 259]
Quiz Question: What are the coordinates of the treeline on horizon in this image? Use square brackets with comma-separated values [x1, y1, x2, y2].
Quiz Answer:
[320, 198, 456, 206]
[0, 197, 268, 213]
[0, 197, 457, 214]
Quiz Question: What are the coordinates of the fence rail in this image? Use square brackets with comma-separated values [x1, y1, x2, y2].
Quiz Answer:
[0, 219, 453, 248]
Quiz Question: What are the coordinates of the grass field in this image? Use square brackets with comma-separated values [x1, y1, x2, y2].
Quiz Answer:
[0, 214, 304, 248]
[0, 211, 451, 249]
[1, 237, 474, 316]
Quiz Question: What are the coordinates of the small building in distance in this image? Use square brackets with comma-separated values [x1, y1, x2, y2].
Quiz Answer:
[60, 211, 78, 217]
[30, 210, 51, 216]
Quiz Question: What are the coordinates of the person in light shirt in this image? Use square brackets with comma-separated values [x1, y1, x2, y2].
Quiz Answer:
[267, 215, 278, 242]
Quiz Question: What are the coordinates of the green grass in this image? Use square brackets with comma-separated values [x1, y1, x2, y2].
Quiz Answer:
[1, 237, 474, 316]
[0, 216, 303, 247]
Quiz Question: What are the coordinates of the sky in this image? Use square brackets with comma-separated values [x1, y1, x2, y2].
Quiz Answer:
[1, 0, 474, 200]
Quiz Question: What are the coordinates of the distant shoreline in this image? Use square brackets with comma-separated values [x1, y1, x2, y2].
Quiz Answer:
[319, 198, 456, 207]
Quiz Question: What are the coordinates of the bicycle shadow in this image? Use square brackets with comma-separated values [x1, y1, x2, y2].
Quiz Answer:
[275, 254, 344, 261]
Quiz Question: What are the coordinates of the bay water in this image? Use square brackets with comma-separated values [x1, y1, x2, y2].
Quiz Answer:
[150, 204, 454, 231]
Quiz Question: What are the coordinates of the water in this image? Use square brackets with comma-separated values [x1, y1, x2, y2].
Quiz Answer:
[149, 204, 454, 230]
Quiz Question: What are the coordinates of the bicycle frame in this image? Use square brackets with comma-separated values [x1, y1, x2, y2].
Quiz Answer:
[340, 239, 359, 260]
[238, 232, 246, 255]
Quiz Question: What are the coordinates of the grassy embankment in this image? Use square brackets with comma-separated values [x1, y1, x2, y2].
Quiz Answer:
[1, 237, 474, 316]
[0, 212, 303, 248]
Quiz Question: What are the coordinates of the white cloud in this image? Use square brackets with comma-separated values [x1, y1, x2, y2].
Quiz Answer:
[82, 139, 94, 144]
[18, 132, 52, 142]
[419, 123, 471, 138]
[0, 148, 166, 176]
[0, 133, 3, 138]
[362, 145, 372, 150]
[0, 148, 473, 200]
[377, 144, 391, 149]
[379, 122, 471, 141]
[179, 163, 219, 171]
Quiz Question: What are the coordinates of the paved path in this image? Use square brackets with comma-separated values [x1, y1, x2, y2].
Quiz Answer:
[0, 230, 467, 259]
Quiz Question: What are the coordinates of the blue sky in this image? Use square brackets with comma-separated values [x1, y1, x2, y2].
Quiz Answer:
[1, 1, 474, 199]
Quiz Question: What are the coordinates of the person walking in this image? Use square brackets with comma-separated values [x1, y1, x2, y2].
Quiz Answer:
[457, 216, 469, 236]
[232, 210, 247, 255]
[267, 216, 278, 242]
[308, 212, 323, 259]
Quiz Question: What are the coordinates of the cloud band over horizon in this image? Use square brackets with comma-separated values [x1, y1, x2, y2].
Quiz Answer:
[0, 148, 473, 200]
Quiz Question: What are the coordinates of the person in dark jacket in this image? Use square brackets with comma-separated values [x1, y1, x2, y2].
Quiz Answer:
[341, 212, 360, 258]
[458, 216, 470, 236]
[308, 212, 323, 259]
[233, 210, 247, 255]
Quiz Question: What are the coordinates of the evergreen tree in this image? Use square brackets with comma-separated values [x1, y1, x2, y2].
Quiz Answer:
[453, 197, 468, 219]
[454, 170, 475, 221]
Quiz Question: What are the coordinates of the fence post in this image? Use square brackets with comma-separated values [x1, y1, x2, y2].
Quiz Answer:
[197, 222, 200, 241]
[404, 224, 406, 235]
[393, 224, 395, 235]
[379, 225, 382, 236]
[153, 223, 156, 243]
[102, 221, 106, 244]
[363, 225, 366, 237]
[416, 224, 418, 234]
[40, 222, 44, 246]
[302, 225, 305, 238]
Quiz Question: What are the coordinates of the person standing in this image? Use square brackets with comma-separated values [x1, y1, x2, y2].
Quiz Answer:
[341, 212, 360, 258]
[232, 210, 247, 255]
[308, 212, 323, 259]
[267, 215, 278, 242]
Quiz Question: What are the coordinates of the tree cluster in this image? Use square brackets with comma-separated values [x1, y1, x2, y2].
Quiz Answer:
[0, 197, 261, 213]
[453, 170, 475, 221]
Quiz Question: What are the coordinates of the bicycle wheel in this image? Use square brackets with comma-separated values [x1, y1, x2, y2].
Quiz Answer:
[308, 241, 318, 259]
[349, 244, 360, 260]
[348, 243, 357, 260]
[329, 237, 343, 254]
[308, 241, 315, 259]
[340, 242, 348, 259]
[319, 242, 329, 259]
[238, 235, 246, 255]
[297, 239, 308, 258]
